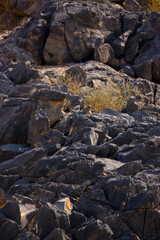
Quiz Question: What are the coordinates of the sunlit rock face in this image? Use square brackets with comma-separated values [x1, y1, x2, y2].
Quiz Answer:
[43, 1, 123, 65]
[0, 1, 160, 240]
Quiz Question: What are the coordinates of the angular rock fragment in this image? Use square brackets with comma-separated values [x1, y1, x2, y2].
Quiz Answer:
[117, 160, 143, 176]
[1, 61, 40, 85]
[0, 201, 21, 225]
[94, 43, 115, 63]
[0, 219, 21, 240]
[75, 217, 113, 240]
[0, 144, 30, 163]
[44, 228, 70, 240]
[112, 30, 131, 58]
[0, 73, 13, 95]
[27, 109, 50, 145]
[54, 198, 73, 214]
[70, 211, 87, 229]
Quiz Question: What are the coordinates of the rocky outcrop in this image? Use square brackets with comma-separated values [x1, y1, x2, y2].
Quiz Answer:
[0, 0, 146, 64]
[0, 0, 160, 240]
[0, 0, 43, 32]
[0, 67, 160, 238]
[0, 0, 159, 84]
[0, 61, 67, 145]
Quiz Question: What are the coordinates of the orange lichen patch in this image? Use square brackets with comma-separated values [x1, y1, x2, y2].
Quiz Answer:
[65, 198, 73, 212]
[0, 200, 7, 209]
[55, 197, 73, 214]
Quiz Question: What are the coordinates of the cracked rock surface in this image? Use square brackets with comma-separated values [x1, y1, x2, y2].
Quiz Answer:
[0, 0, 160, 240]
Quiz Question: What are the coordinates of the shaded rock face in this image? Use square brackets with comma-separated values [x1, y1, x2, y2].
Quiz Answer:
[7, 0, 39, 17]
[43, 1, 123, 64]
[0, 0, 39, 17]
[126, 11, 160, 83]
[0, 1, 160, 240]
[0, 63, 67, 144]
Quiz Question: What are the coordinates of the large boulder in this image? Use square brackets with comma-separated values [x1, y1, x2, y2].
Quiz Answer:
[0, 83, 67, 144]
[0, 61, 40, 85]
[133, 12, 160, 83]
[43, 1, 125, 64]
[25, 18, 48, 64]
[0, 0, 146, 65]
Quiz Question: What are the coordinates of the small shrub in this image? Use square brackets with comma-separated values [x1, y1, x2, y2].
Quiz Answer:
[59, 73, 141, 112]
[58, 73, 83, 96]
[137, 0, 160, 11]
[83, 82, 141, 112]
[147, 0, 160, 11]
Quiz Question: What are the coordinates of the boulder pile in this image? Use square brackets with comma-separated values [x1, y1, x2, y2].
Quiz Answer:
[0, 0, 160, 240]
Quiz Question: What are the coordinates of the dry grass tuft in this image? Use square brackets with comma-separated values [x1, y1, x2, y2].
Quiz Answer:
[147, 0, 160, 11]
[83, 82, 141, 112]
[59, 73, 141, 112]
[58, 71, 86, 96]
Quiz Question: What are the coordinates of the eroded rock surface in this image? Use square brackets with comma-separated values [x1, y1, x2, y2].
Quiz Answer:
[0, 1, 160, 240]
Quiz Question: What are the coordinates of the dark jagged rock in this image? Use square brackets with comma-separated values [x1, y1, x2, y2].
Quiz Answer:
[0, 1, 160, 239]
[117, 160, 143, 176]
[0, 144, 30, 163]
[0, 201, 21, 225]
[0, 219, 21, 240]
[70, 211, 87, 229]
[44, 228, 70, 240]
[75, 217, 113, 240]
[1, 61, 40, 85]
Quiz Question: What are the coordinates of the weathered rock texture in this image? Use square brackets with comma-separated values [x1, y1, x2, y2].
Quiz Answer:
[0, 1, 160, 240]
[0, 0, 159, 85]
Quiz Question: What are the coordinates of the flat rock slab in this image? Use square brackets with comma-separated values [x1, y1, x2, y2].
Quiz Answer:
[96, 158, 124, 171]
